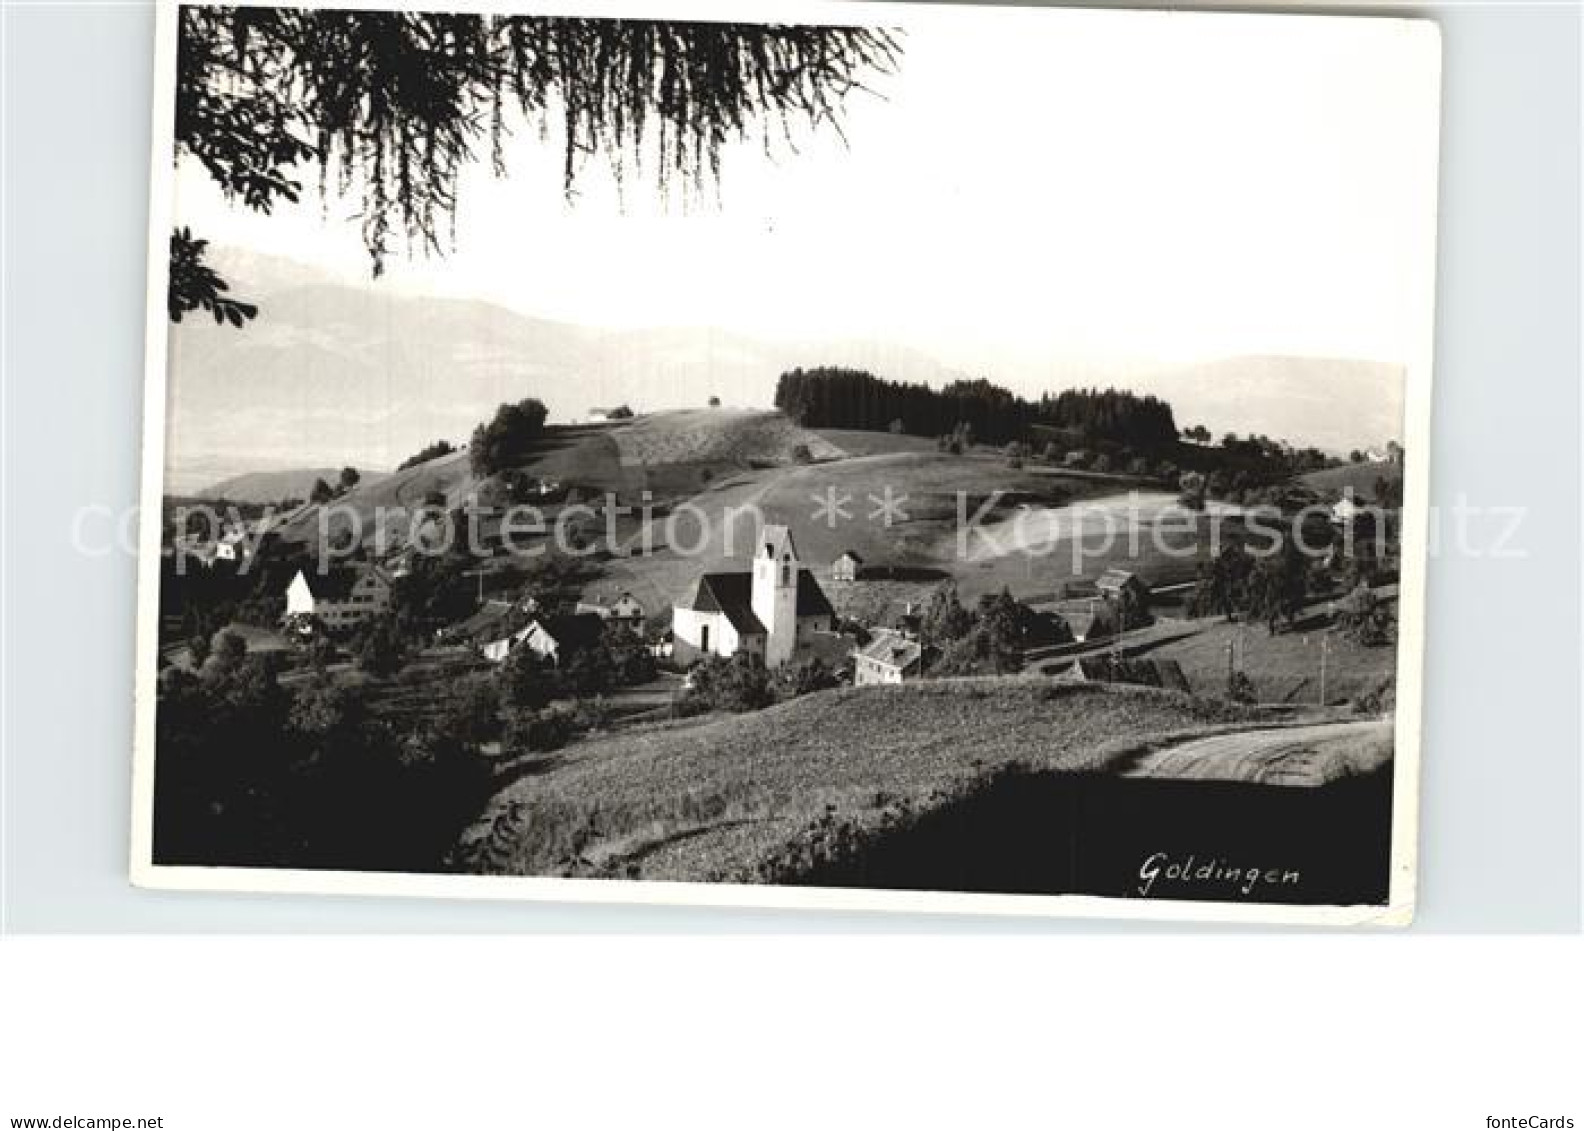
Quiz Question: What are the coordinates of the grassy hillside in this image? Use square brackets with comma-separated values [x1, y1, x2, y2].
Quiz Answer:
[1135, 612, 1398, 705]
[618, 409, 845, 466]
[457, 680, 1259, 883]
[811, 428, 940, 457]
[270, 410, 847, 551]
[594, 449, 1135, 615]
[1300, 461, 1404, 501]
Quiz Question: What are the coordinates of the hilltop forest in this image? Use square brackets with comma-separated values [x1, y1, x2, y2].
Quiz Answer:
[774, 367, 1179, 450]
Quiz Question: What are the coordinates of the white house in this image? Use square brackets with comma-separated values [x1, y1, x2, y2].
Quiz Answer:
[853, 630, 926, 686]
[671, 525, 835, 670]
[213, 528, 251, 563]
[1331, 496, 1364, 525]
[576, 590, 645, 630]
[484, 613, 605, 666]
[284, 564, 392, 631]
[481, 623, 533, 663]
[831, 550, 864, 583]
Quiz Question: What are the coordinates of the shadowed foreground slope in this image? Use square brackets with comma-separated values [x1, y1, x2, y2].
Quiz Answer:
[457, 680, 1395, 905]
[458, 682, 1257, 880]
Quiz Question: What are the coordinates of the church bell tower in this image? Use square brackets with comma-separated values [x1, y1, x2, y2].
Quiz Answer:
[751, 524, 800, 669]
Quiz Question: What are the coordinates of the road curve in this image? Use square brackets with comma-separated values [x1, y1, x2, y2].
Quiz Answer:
[1122, 719, 1392, 787]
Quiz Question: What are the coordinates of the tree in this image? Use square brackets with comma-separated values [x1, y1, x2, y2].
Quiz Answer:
[790, 443, 814, 465]
[1225, 669, 1257, 704]
[920, 584, 973, 648]
[214, 630, 248, 668]
[708, 396, 721, 407]
[356, 617, 407, 677]
[975, 588, 1041, 667]
[1338, 582, 1395, 646]
[496, 645, 551, 710]
[168, 228, 257, 326]
[169, 9, 899, 324]
[338, 467, 361, 493]
[1247, 538, 1310, 635]
[470, 398, 549, 477]
[1349, 450, 1365, 463]
[1004, 441, 1027, 469]
[1178, 470, 1206, 512]
[677, 654, 775, 714]
[562, 644, 618, 697]
[779, 657, 838, 698]
[1189, 542, 1253, 620]
[440, 678, 503, 746]
[398, 440, 457, 470]
[309, 477, 334, 505]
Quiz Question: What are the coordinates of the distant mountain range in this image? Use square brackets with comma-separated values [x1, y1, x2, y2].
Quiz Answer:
[1120, 355, 1404, 456]
[193, 467, 391, 505]
[164, 248, 1403, 488]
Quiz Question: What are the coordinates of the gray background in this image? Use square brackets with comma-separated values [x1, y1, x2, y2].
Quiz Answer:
[3, 0, 1578, 932]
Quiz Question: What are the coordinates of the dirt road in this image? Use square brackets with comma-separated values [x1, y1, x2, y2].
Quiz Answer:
[1122, 719, 1392, 787]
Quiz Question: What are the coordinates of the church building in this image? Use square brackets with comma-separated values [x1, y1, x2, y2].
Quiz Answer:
[671, 525, 835, 669]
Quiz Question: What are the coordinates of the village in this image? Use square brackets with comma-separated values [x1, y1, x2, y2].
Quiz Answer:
[158, 396, 1405, 776]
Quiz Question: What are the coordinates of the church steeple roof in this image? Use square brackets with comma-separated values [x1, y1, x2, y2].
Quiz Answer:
[760, 524, 798, 561]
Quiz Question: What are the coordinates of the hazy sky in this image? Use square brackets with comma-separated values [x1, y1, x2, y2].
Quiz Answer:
[173, 5, 1440, 381]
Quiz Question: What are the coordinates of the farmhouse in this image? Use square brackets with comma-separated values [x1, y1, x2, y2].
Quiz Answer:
[284, 564, 392, 631]
[484, 613, 606, 665]
[576, 590, 645, 630]
[831, 550, 864, 583]
[213, 528, 251, 563]
[1096, 568, 1150, 606]
[1331, 496, 1364, 525]
[586, 406, 633, 423]
[671, 525, 835, 669]
[481, 623, 532, 663]
[853, 631, 927, 686]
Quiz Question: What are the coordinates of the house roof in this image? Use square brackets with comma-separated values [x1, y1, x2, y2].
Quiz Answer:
[580, 590, 642, 612]
[855, 632, 924, 673]
[531, 613, 607, 652]
[1070, 656, 1188, 691]
[456, 599, 522, 642]
[1096, 568, 1145, 592]
[298, 564, 389, 602]
[685, 573, 766, 636]
[834, 550, 864, 565]
[680, 568, 835, 632]
[794, 570, 836, 619]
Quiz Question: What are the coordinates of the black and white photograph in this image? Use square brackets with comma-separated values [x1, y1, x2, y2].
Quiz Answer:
[132, 0, 1439, 922]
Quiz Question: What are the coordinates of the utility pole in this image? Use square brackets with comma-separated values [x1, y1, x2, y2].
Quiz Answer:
[463, 567, 488, 606]
[1317, 599, 1336, 708]
[1318, 631, 1329, 707]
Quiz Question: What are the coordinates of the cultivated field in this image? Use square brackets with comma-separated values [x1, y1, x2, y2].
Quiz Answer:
[457, 680, 1273, 883]
[617, 408, 845, 466]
